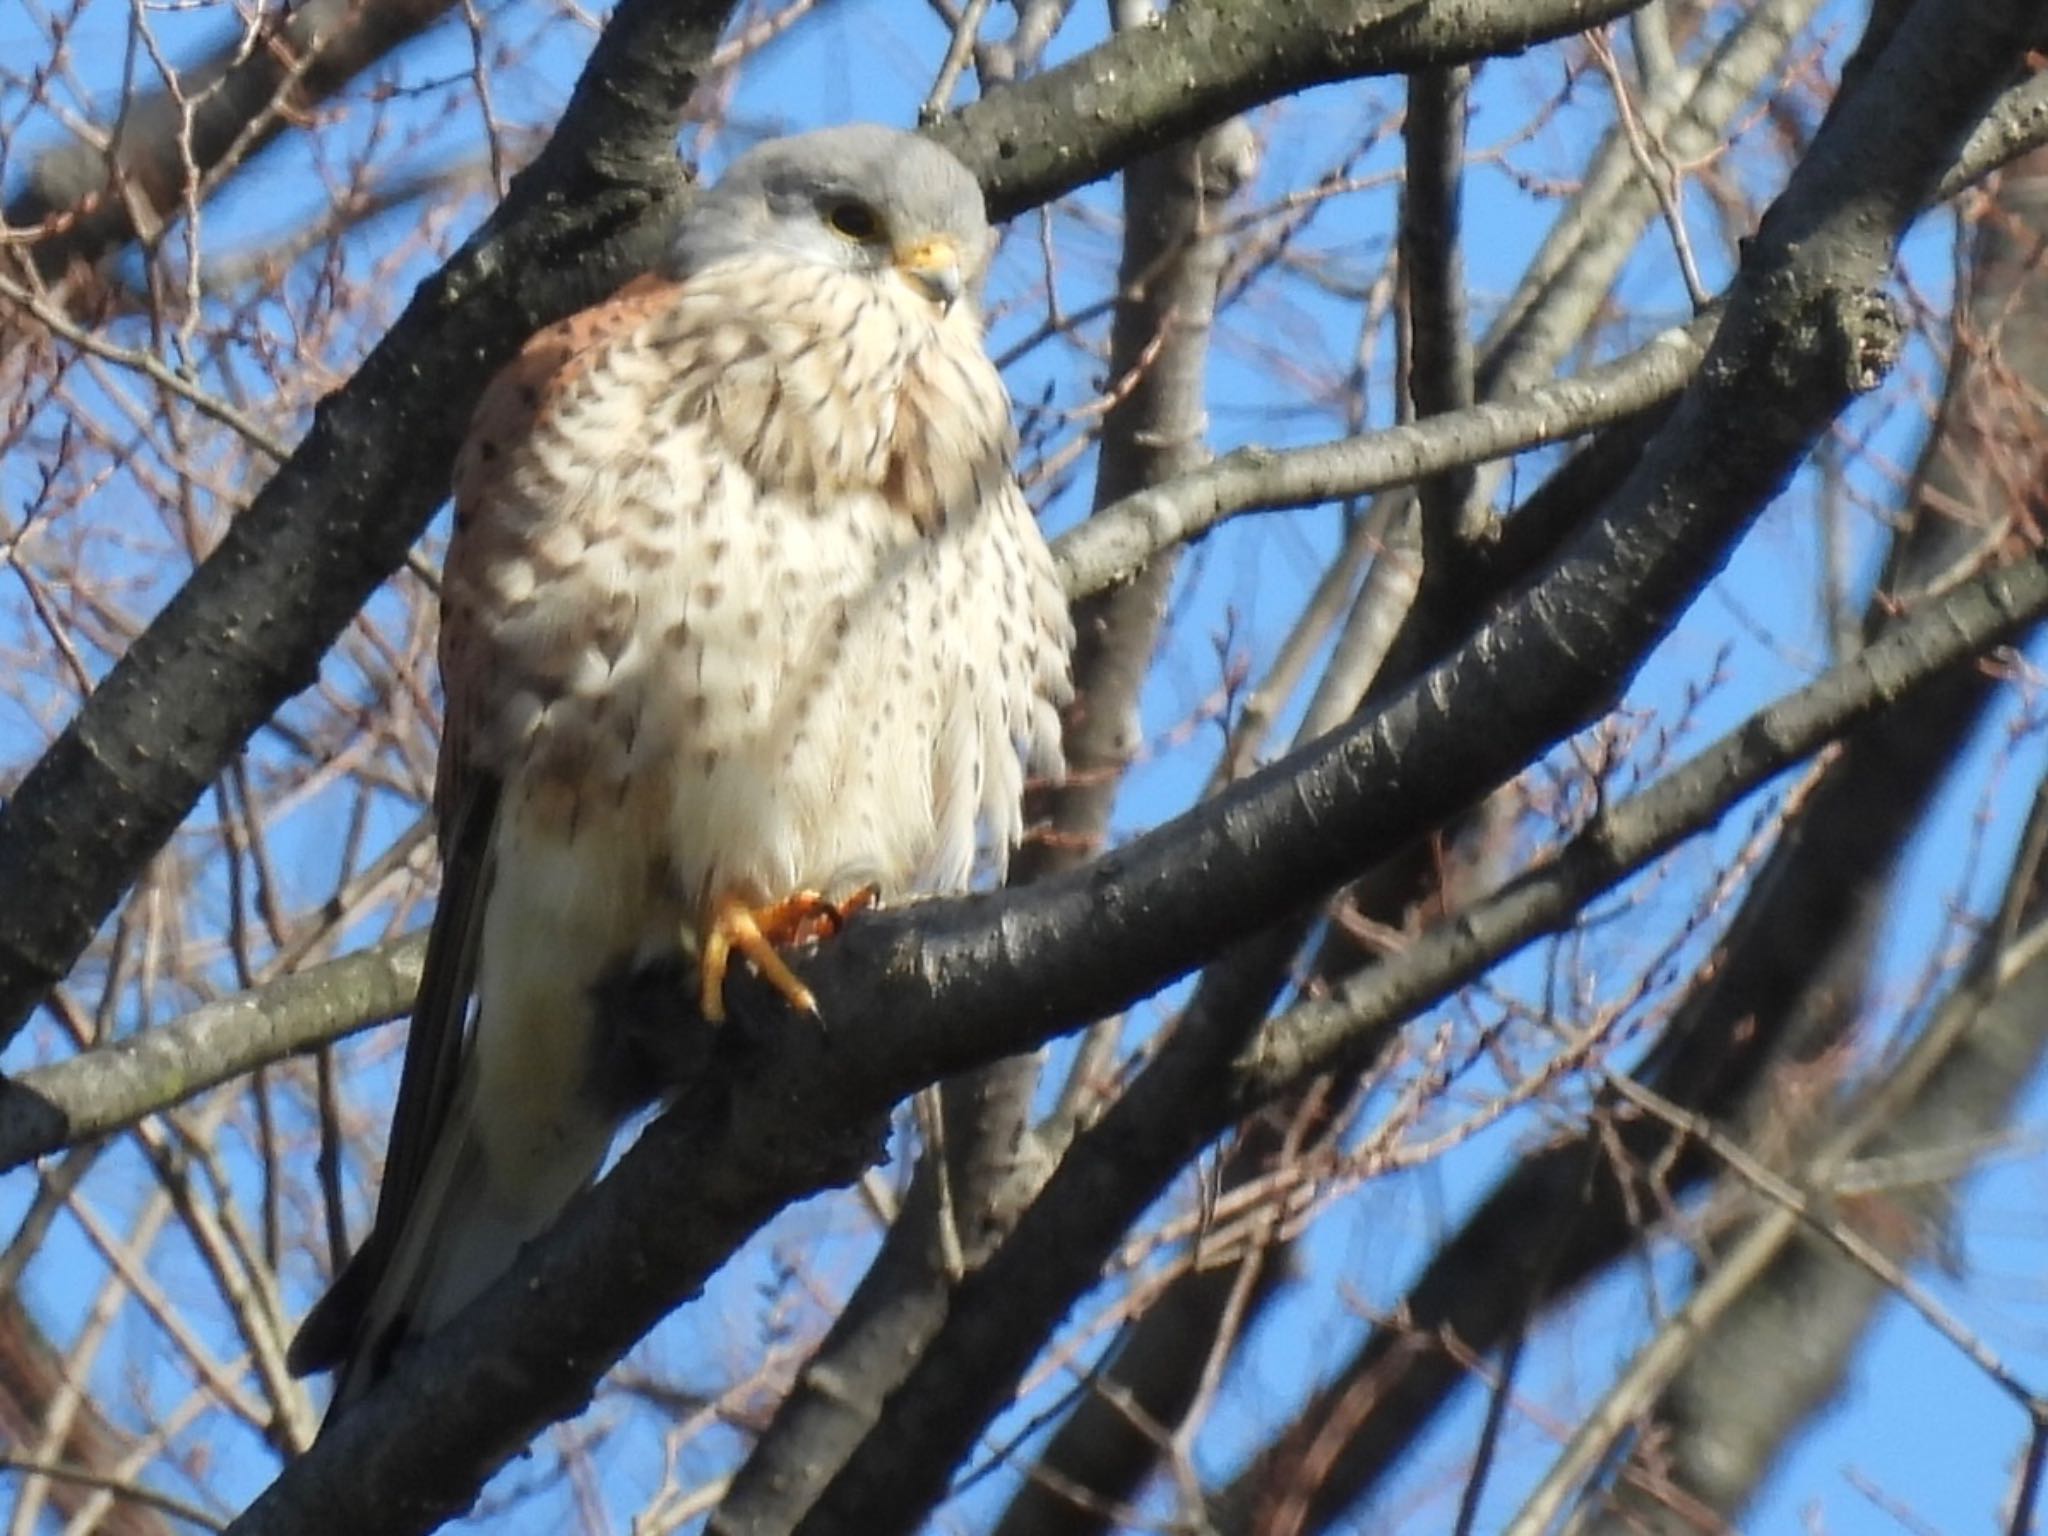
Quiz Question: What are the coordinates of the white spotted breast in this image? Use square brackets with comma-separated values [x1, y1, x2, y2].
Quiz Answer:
[443, 250, 1072, 931]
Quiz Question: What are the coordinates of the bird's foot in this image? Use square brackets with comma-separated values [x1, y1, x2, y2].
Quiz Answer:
[697, 887, 877, 1022]
[800, 883, 878, 940]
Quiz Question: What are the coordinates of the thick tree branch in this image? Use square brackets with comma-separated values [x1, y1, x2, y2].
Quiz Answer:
[1220, 74, 2048, 1535]
[0, 0, 1648, 1058]
[780, 1, 2037, 1523]
[1233, 552, 2048, 1101]
[0, 0, 738, 1049]
[708, 109, 1251, 1536]
[933, 0, 1646, 221]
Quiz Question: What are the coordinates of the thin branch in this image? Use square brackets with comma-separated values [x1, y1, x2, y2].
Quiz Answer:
[0, 935, 425, 1172]
[1587, 27, 1710, 310]
[1401, 63, 1482, 538]
[1051, 316, 1709, 600]
[0, 0, 1646, 1059]
[2012, 1417, 2048, 1536]
[1480, 0, 1820, 400]
[0, 267, 291, 459]
[4, 0, 462, 282]
[1501, 882, 2048, 1536]
[0, 1455, 224, 1533]
[1607, 1074, 2048, 1412]
[920, 0, 993, 124]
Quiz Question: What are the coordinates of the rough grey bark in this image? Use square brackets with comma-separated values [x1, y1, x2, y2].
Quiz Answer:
[1944, 70, 2048, 195]
[708, 107, 1253, 1536]
[1580, 139, 2048, 1536]
[933, 0, 1645, 222]
[0, 0, 743, 1050]
[1216, 56, 2048, 1536]
[0, 0, 1648, 1061]
[774, 4, 2042, 1529]
[1051, 317, 1707, 599]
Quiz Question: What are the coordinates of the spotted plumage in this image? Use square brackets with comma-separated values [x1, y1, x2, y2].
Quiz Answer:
[289, 126, 1072, 1411]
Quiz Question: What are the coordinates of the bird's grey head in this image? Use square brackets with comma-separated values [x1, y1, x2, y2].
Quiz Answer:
[669, 125, 992, 313]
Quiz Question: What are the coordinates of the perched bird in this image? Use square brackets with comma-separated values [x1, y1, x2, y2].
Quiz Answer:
[287, 125, 1073, 1410]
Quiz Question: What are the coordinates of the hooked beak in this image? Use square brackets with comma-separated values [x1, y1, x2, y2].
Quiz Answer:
[894, 234, 965, 313]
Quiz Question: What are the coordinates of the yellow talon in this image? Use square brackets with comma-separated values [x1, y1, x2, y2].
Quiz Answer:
[698, 891, 832, 1022]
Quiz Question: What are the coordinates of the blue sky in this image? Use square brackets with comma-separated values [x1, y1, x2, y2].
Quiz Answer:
[3, 1, 2045, 1531]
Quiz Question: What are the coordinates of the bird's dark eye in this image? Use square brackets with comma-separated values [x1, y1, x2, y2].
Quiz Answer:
[826, 201, 882, 242]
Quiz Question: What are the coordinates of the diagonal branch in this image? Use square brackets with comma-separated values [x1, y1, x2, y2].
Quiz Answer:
[1053, 315, 1708, 598]
[220, 5, 2035, 1526]
[707, 106, 1252, 1536]
[0, 0, 1649, 1057]
[0, 0, 742, 1050]
[937, 0, 1647, 221]
[5, 0, 460, 283]
[783, 1, 2038, 1524]
[0, 936, 425, 1172]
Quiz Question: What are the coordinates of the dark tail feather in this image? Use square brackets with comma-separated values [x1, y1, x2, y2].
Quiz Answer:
[287, 780, 498, 1416]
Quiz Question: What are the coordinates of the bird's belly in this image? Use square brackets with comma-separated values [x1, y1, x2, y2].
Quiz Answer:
[644, 516, 973, 909]
[489, 405, 1036, 931]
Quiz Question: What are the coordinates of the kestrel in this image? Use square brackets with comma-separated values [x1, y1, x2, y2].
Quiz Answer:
[287, 125, 1073, 1409]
